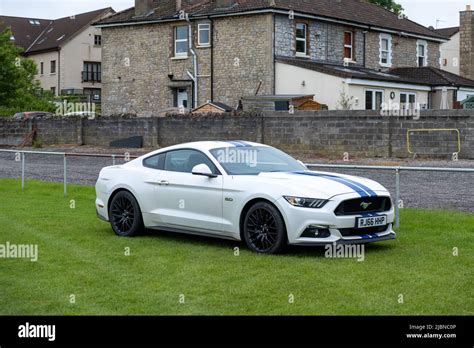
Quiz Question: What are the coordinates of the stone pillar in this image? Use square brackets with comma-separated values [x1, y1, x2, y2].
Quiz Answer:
[460, 5, 474, 80]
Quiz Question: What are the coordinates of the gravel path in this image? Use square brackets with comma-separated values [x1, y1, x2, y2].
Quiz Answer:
[0, 146, 473, 212]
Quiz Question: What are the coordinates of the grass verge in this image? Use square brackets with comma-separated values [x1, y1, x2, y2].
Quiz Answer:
[0, 179, 472, 315]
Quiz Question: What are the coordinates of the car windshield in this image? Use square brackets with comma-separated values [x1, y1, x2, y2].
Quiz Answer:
[210, 146, 306, 175]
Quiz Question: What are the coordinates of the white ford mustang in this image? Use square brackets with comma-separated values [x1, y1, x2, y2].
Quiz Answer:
[96, 141, 396, 254]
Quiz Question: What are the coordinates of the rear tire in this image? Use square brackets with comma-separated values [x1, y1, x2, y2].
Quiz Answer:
[243, 202, 287, 254]
[109, 191, 144, 237]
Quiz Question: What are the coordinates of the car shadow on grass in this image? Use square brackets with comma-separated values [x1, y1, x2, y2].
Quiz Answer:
[131, 228, 396, 258]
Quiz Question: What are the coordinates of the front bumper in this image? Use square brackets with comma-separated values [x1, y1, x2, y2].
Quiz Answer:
[276, 194, 397, 246]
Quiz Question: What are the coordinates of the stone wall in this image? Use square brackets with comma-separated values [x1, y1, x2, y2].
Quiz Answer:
[365, 31, 441, 70]
[1, 110, 473, 159]
[275, 15, 364, 65]
[101, 13, 274, 117]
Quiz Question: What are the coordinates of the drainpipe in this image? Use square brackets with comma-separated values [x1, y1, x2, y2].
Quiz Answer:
[210, 17, 214, 102]
[186, 23, 198, 108]
[58, 49, 61, 96]
[362, 31, 367, 67]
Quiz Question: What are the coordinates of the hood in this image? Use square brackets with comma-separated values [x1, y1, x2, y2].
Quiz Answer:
[256, 171, 389, 199]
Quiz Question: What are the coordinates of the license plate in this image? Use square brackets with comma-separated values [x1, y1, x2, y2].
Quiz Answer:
[356, 215, 387, 229]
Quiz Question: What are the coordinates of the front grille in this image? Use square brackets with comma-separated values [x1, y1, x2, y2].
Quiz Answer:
[339, 225, 389, 237]
[334, 197, 392, 216]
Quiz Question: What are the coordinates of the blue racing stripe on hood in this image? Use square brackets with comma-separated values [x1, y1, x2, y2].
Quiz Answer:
[292, 172, 378, 198]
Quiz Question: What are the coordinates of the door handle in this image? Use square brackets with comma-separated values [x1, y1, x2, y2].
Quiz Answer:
[158, 180, 170, 186]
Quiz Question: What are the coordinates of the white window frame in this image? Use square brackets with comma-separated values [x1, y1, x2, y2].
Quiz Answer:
[295, 23, 307, 56]
[344, 31, 354, 61]
[400, 92, 417, 110]
[379, 33, 392, 67]
[198, 23, 211, 47]
[174, 26, 189, 57]
[417, 40, 428, 67]
[365, 89, 385, 110]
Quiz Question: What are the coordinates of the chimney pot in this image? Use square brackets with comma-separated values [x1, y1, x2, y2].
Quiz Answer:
[467, 4, 472, 11]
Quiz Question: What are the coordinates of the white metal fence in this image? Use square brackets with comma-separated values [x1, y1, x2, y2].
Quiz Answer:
[1, 149, 473, 229]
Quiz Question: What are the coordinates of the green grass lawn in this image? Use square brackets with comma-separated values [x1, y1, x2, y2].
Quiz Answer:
[0, 178, 472, 315]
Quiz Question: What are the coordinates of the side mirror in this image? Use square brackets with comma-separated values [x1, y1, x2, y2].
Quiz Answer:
[192, 164, 218, 178]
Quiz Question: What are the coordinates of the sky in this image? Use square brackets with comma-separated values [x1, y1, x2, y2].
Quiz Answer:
[0, 0, 473, 29]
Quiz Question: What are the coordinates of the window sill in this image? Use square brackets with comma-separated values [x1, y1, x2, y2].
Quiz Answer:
[50, 73, 56, 76]
[196, 45, 211, 49]
[171, 56, 189, 60]
[295, 53, 310, 58]
[379, 63, 392, 68]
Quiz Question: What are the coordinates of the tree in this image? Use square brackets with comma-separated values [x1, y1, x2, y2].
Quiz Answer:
[0, 28, 54, 116]
[368, 0, 404, 15]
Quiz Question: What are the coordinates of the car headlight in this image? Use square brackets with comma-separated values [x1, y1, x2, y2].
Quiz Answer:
[284, 196, 329, 209]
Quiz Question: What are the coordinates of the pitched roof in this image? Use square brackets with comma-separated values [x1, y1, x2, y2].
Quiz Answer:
[391, 67, 474, 88]
[0, 8, 114, 54]
[96, 0, 446, 41]
[0, 16, 51, 50]
[276, 56, 432, 86]
[436, 26, 460, 38]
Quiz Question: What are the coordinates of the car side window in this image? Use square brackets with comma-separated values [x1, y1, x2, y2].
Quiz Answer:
[164, 150, 219, 174]
[143, 153, 166, 170]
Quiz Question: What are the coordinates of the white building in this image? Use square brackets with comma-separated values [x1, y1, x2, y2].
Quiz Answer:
[0, 8, 114, 101]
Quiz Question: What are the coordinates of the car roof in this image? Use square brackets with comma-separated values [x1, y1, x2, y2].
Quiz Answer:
[146, 141, 268, 157]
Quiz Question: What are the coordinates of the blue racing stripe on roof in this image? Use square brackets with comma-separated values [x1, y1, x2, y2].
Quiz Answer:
[225, 141, 244, 147]
[235, 140, 254, 147]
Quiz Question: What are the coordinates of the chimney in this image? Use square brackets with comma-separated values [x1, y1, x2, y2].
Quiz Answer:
[213, 0, 234, 8]
[460, 4, 474, 80]
[135, 0, 154, 17]
[176, 0, 182, 11]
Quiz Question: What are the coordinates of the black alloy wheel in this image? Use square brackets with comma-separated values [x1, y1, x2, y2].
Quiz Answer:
[243, 202, 287, 254]
[109, 191, 144, 237]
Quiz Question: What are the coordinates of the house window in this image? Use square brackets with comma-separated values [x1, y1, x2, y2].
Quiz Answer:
[50, 60, 56, 74]
[82, 62, 101, 82]
[198, 23, 210, 46]
[40, 62, 44, 75]
[417, 40, 427, 67]
[344, 31, 354, 60]
[365, 89, 384, 110]
[379, 34, 392, 67]
[50, 87, 56, 95]
[175, 26, 189, 57]
[400, 92, 416, 110]
[296, 23, 307, 56]
[94, 35, 102, 46]
[84, 88, 101, 102]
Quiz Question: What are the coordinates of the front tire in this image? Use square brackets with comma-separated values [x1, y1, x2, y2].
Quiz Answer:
[109, 191, 144, 237]
[243, 202, 287, 254]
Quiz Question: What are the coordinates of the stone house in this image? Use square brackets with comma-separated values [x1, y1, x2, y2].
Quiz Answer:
[438, 5, 474, 81]
[0, 8, 115, 101]
[96, 0, 472, 115]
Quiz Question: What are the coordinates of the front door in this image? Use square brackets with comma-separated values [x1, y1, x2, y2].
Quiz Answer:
[177, 88, 188, 108]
